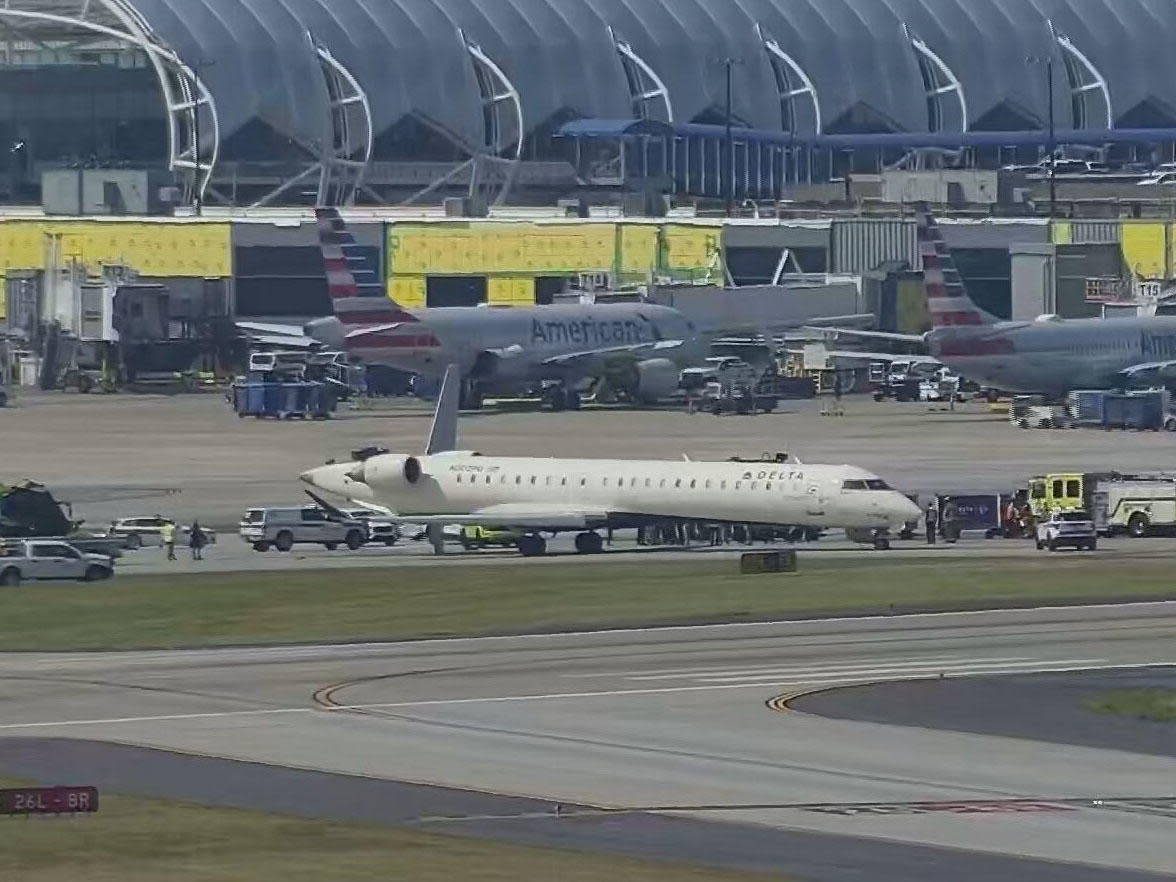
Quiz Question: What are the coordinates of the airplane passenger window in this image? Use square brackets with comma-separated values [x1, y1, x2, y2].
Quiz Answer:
[675, 479, 682, 488]
[530, 476, 536, 484]
[456, 475, 462, 483]
[766, 482, 772, 490]
[581, 478, 586, 486]
[644, 478, 651, 488]
[516, 475, 522, 484]
[690, 479, 696, 489]
[735, 481, 742, 489]
[561, 477, 567, 486]
[486, 475, 491, 483]
[705, 480, 712, 489]
[660, 479, 666, 488]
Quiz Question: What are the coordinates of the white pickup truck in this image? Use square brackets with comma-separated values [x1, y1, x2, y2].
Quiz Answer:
[0, 540, 115, 586]
[1036, 511, 1098, 552]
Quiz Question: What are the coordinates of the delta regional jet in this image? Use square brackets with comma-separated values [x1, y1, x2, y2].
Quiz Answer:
[300, 366, 922, 556]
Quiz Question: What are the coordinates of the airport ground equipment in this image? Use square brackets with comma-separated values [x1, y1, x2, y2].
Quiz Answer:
[1035, 510, 1097, 551]
[935, 494, 1005, 539]
[239, 506, 366, 552]
[0, 540, 113, 586]
[339, 508, 400, 546]
[1010, 396, 1073, 429]
[459, 525, 525, 550]
[0, 481, 122, 556]
[230, 380, 337, 419]
[1028, 472, 1176, 536]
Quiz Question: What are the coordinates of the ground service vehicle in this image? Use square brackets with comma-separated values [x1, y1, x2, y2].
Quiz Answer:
[109, 517, 217, 549]
[1036, 510, 1097, 551]
[0, 540, 114, 585]
[1029, 472, 1176, 536]
[340, 508, 401, 546]
[459, 525, 525, 550]
[239, 506, 366, 552]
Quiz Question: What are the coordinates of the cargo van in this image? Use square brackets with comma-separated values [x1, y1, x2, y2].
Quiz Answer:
[239, 506, 365, 552]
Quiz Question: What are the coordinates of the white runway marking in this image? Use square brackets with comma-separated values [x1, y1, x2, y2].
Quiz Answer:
[562, 655, 1018, 679]
[0, 658, 1133, 732]
[616, 657, 1038, 682]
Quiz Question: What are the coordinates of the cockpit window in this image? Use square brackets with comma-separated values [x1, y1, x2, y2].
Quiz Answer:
[866, 479, 891, 490]
[842, 480, 867, 490]
[843, 479, 891, 491]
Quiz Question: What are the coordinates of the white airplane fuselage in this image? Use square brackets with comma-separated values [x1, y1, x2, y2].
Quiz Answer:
[302, 452, 921, 533]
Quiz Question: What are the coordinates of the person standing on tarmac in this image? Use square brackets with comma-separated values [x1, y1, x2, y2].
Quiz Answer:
[161, 520, 176, 561]
[925, 502, 938, 545]
[832, 373, 845, 416]
[189, 521, 207, 561]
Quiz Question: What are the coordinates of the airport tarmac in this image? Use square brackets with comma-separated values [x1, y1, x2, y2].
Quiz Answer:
[2, 603, 1174, 877]
[4, 390, 1176, 530]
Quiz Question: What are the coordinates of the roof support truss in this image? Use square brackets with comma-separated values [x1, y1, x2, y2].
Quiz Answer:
[1055, 31, 1112, 130]
[757, 23, 820, 135]
[461, 30, 523, 162]
[313, 41, 372, 207]
[906, 26, 967, 134]
[609, 26, 673, 123]
[0, 0, 218, 208]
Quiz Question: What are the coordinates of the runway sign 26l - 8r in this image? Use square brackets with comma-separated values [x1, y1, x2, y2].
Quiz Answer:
[0, 787, 98, 815]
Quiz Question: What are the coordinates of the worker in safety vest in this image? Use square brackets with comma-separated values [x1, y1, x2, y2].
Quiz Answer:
[161, 520, 177, 561]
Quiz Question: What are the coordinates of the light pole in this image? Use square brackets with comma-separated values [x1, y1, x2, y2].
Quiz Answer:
[1027, 48, 1057, 219]
[712, 56, 741, 217]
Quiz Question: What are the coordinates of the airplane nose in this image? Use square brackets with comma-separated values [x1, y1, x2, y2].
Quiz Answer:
[895, 494, 922, 524]
[300, 462, 373, 500]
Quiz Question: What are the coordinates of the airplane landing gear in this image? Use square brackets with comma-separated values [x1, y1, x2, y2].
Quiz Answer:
[872, 530, 891, 551]
[542, 385, 568, 411]
[460, 381, 483, 410]
[427, 524, 446, 555]
[518, 534, 548, 557]
[574, 531, 604, 554]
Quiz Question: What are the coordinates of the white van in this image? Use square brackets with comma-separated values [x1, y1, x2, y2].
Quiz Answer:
[239, 507, 366, 552]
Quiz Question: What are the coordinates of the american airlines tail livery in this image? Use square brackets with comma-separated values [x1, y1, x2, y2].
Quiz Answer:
[299, 209, 705, 409]
[917, 204, 1176, 395]
[301, 365, 921, 555]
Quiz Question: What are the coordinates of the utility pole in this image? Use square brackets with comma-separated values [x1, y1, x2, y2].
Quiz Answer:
[1046, 55, 1056, 220]
[712, 56, 740, 217]
[725, 58, 734, 217]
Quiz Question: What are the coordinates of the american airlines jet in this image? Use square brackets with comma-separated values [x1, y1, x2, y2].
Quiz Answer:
[919, 205, 1176, 396]
[300, 366, 922, 555]
[246, 209, 704, 410]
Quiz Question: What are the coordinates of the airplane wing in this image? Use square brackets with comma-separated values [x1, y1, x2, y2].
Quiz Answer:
[541, 339, 684, 367]
[379, 503, 612, 530]
[344, 322, 412, 339]
[1120, 360, 1176, 382]
[236, 321, 318, 347]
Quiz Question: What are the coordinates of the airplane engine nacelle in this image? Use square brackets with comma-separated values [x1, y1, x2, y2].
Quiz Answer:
[360, 454, 426, 489]
[631, 358, 681, 404]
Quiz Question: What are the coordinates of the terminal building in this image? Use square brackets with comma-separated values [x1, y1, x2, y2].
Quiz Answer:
[3, 0, 1176, 358]
[2, 0, 1176, 208]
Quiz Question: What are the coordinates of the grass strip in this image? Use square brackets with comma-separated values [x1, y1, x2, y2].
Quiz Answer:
[1082, 689, 1176, 722]
[0, 780, 777, 882]
[0, 554, 1174, 651]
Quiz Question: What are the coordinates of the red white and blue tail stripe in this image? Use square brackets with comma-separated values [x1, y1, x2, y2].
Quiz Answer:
[915, 203, 999, 329]
[315, 208, 418, 328]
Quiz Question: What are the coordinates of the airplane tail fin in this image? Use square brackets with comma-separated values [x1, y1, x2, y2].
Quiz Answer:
[315, 207, 418, 328]
[425, 364, 461, 454]
[915, 203, 1000, 329]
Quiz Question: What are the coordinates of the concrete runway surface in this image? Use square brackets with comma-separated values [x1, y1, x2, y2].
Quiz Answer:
[6, 391, 1176, 529]
[2, 602, 1174, 877]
